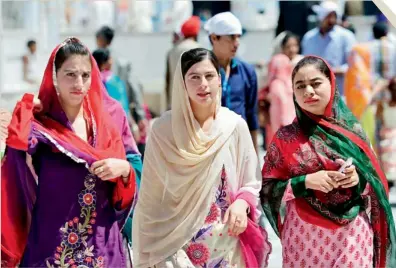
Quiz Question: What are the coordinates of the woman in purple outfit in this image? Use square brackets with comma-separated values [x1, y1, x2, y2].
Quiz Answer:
[1, 38, 136, 267]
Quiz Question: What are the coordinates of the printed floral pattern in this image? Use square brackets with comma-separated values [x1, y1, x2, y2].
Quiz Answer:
[181, 166, 243, 268]
[46, 174, 104, 268]
[276, 123, 300, 143]
[205, 203, 219, 224]
[282, 202, 373, 267]
[186, 243, 211, 266]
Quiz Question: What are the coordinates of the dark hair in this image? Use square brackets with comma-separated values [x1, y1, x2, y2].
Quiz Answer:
[389, 76, 396, 90]
[27, 40, 36, 48]
[208, 35, 220, 46]
[92, 48, 111, 69]
[181, 48, 219, 78]
[373, 21, 388, 39]
[96, 26, 115, 45]
[281, 31, 300, 48]
[54, 38, 90, 73]
[291, 56, 331, 82]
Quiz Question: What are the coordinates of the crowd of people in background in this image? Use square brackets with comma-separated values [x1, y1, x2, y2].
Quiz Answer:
[261, 1, 396, 190]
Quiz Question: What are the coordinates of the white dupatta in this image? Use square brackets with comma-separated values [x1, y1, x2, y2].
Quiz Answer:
[132, 54, 261, 267]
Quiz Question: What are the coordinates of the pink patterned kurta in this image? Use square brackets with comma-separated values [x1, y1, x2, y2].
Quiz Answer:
[281, 184, 374, 268]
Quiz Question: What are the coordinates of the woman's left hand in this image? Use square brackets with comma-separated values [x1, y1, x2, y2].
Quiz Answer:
[90, 158, 130, 181]
[223, 199, 249, 236]
[335, 159, 359, 188]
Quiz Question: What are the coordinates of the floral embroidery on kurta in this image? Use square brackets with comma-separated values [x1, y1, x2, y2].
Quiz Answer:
[186, 243, 211, 266]
[157, 166, 244, 268]
[47, 174, 104, 268]
[183, 166, 243, 268]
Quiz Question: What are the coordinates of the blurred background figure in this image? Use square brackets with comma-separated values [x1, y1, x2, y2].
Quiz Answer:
[276, 1, 319, 40]
[377, 77, 396, 189]
[341, 14, 356, 34]
[0, 109, 12, 160]
[165, 15, 201, 109]
[301, 1, 356, 97]
[259, 31, 301, 149]
[345, 20, 396, 149]
[271, 31, 303, 66]
[92, 48, 130, 117]
[206, 12, 259, 151]
[371, 13, 396, 42]
[95, 25, 149, 157]
[260, 54, 295, 148]
[22, 40, 40, 87]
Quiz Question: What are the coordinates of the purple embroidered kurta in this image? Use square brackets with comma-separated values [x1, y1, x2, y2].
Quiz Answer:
[20, 148, 126, 267]
[15, 110, 130, 267]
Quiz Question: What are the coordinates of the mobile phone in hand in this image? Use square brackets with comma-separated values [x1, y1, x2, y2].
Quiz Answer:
[338, 158, 353, 173]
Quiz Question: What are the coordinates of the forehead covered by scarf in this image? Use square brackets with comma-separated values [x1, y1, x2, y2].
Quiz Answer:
[266, 54, 396, 268]
[39, 37, 105, 116]
[8, 37, 129, 160]
[293, 55, 336, 118]
[204, 12, 242, 36]
[133, 51, 242, 267]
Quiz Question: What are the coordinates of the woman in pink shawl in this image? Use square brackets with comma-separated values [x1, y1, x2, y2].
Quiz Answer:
[262, 54, 296, 147]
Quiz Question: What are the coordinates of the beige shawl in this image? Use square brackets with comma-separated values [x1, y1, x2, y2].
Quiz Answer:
[132, 56, 260, 267]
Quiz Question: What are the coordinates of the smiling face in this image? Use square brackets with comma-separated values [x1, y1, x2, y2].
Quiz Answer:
[184, 58, 220, 109]
[293, 64, 332, 115]
[56, 55, 92, 108]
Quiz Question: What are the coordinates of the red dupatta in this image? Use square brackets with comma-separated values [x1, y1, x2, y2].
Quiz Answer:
[2, 38, 136, 266]
[262, 55, 395, 267]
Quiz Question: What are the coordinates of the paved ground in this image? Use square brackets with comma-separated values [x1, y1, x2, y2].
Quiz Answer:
[258, 142, 396, 268]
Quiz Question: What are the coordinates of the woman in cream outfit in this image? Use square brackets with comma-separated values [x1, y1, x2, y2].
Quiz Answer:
[132, 48, 271, 268]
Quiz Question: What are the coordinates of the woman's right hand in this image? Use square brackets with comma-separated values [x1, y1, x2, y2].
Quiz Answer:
[305, 170, 345, 193]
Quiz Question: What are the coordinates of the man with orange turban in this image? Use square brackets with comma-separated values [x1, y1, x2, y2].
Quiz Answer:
[165, 16, 202, 109]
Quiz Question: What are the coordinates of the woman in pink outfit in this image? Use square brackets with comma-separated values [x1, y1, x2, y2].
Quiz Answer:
[261, 56, 396, 268]
[263, 54, 296, 147]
